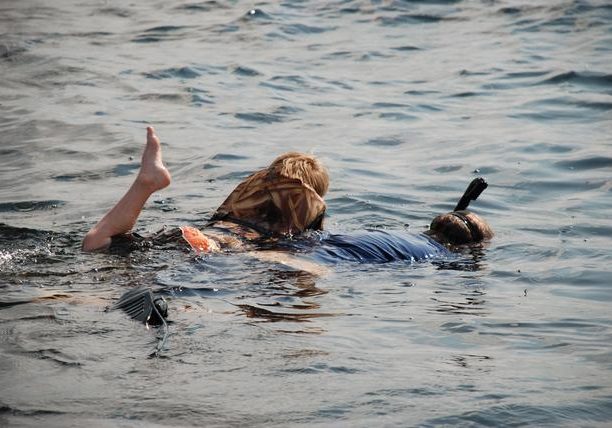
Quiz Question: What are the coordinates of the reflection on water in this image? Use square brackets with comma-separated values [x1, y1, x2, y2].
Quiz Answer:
[235, 269, 333, 325]
[2, 0, 612, 426]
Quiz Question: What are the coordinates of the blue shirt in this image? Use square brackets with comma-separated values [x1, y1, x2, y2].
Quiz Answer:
[281, 230, 450, 264]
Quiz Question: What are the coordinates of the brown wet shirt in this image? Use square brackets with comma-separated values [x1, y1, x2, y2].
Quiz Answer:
[108, 226, 242, 255]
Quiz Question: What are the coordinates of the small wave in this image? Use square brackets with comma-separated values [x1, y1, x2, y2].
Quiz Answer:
[362, 137, 404, 147]
[0, 223, 52, 242]
[96, 7, 132, 18]
[232, 66, 262, 77]
[0, 404, 65, 417]
[234, 112, 285, 124]
[501, 70, 550, 80]
[242, 8, 274, 21]
[433, 165, 462, 173]
[430, 295, 488, 316]
[144, 66, 202, 80]
[359, 50, 393, 61]
[405, 89, 440, 96]
[137, 93, 187, 102]
[211, 153, 250, 161]
[377, 14, 446, 26]
[144, 25, 189, 33]
[509, 108, 600, 122]
[260, 75, 314, 92]
[110, 163, 139, 177]
[174, 1, 229, 12]
[132, 36, 169, 43]
[132, 25, 193, 43]
[514, 179, 606, 193]
[0, 42, 27, 60]
[0, 200, 64, 212]
[538, 71, 612, 89]
[0, 225, 79, 274]
[356, 111, 418, 122]
[497, 6, 522, 15]
[237, 304, 333, 322]
[53, 172, 104, 182]
[520, 142, 573, 154]
[0, 38, 43, 64]
[372, 102, 409, 109]
[523, 95, 612, 112]
[555, 156, 612, 171]
[30, 348, 83, 367]
[279, 362, 360, 374]
[212, 23, 240, 34]
[391, 45, 421, 52]
[216, 170, 252, 181]
[234, 105, 301, 125]
[424, 398, 612, 427]
[281, 23, 334, 35]
[322, 50, 353, 60]
[448, 91, 487, 98]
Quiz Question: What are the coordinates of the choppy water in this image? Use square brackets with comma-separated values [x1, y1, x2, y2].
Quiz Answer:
[1, 0, 612, 426]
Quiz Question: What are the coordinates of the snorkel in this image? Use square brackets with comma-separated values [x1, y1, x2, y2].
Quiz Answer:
[453, 177, 488, 212]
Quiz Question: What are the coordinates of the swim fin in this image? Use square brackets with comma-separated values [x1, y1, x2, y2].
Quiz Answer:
[111, 288, 168, 325]
[454, 178, 488, 212]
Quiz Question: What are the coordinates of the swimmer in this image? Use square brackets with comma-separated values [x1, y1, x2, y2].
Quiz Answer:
[83, 127, 492, 265]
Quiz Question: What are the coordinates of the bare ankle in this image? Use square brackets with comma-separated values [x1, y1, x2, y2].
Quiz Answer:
[136, 170, 170, 193]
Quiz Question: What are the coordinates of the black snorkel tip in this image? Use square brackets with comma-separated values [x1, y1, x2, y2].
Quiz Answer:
[454, 177, 488, 212]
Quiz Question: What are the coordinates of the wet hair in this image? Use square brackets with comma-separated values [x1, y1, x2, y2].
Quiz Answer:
[210, 152, 329, 236]
[428, 210, 493, 245]
[267, 152, 329, 197]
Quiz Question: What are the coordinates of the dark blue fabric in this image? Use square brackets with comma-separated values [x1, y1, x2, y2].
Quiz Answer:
[282, 230, 450, 264]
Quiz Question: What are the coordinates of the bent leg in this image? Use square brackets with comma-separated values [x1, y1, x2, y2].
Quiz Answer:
[82, 127, 171, 252]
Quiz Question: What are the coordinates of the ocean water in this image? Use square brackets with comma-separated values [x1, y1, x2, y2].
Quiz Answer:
[1, 0, 611, 426]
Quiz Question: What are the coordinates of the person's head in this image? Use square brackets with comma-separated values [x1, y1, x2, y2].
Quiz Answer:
[212, 152, 329, 236]
[428, 210, 493, 245]
[266, 152, 329, 198]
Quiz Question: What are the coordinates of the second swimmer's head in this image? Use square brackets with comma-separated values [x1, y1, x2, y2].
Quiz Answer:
[428, 210, 493, 245]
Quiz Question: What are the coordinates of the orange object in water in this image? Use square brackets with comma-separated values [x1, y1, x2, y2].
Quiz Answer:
[180, 226, 220, 253]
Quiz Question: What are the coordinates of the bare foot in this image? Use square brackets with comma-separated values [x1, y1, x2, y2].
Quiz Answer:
[137, 127, 171, 191]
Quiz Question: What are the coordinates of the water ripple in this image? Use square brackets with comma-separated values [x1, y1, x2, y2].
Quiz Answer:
[538, 71, 612, 89]
[377, 14, 448, 26]
[0, 201, 65, 213]
[423, 398, 612, 427]
[2, 0, 612, 425]
[144, 66, 202, 80]
[555, 156, 612, 171]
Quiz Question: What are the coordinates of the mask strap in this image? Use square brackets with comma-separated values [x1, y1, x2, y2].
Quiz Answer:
[450, 211, 482, 242]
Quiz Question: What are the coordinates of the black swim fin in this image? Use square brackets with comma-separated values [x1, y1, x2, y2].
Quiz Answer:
[111, 288, 168, 325]
[454, 178, 488, 212]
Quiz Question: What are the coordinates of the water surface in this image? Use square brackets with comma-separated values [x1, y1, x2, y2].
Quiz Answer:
[1, 0, 612, 426]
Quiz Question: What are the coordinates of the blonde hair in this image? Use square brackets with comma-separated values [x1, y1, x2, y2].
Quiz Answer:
[267, 152, 329, 197]
[210, 152, 329, 236]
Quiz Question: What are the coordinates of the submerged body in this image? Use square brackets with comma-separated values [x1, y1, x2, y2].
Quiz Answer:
[109, 225, 450, 265]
